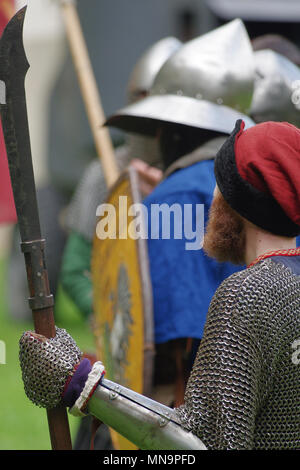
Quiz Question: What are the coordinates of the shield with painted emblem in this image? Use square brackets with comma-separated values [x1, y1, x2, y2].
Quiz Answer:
[91, 166, 154, 450]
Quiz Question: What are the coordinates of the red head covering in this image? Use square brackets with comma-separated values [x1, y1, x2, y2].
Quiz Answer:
[215, 119, 300, 237]
[236, 121, 300, 227]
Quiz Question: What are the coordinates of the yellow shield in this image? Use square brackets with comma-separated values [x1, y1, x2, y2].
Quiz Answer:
[91, 167, 154, 450]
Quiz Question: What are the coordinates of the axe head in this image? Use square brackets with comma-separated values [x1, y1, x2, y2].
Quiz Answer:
[0, 6, 29, 85]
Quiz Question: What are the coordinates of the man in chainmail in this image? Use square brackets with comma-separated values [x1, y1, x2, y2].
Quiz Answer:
[19, 118, 300, 450]
[176, 119, 300, 449]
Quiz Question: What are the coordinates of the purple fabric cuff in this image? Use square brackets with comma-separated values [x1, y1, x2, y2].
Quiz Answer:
[63, 358, 92, 408]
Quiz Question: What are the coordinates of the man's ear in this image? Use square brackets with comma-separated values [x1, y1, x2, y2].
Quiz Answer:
[213, 185, 220, 198]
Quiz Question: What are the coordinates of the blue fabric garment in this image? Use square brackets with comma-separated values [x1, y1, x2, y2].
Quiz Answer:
[144, 160, 243, 344]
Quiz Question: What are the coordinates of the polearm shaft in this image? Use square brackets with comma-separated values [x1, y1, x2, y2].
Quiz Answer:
[0, 7, 72, 450]
[60, 0, 119, 188]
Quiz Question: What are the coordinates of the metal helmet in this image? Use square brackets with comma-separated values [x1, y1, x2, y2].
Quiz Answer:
[127, 37, 182, 103]
[250, 49, 300, 127]
[106, 19, 255, 136]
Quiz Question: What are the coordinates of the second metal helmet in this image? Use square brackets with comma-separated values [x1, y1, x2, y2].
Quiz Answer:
[250, 49, 300, 127]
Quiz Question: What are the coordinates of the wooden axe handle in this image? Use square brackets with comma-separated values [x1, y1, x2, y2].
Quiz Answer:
[22, 241, 73, 450]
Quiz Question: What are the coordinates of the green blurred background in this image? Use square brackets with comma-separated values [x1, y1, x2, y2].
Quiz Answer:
[0, 255, 95, 450]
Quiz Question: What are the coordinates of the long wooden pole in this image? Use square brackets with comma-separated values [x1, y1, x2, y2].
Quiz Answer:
[60, 0, 119, 188]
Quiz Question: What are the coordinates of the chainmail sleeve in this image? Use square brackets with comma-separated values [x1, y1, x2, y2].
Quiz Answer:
[176, 259, 300, 450]
[176, 270, 266, 449]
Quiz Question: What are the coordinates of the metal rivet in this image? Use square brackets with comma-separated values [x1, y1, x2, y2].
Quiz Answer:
[109, 391, 118, 400]
[159, 417, 166, 427]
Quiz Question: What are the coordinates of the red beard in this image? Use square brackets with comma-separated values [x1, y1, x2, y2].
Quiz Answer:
[203, 192, 246, 265]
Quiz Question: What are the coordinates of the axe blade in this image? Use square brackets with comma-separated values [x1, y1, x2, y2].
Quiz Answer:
[0, 6, 40, 242]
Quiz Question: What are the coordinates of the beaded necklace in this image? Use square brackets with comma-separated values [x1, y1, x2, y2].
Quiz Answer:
[247, 247, 300, 268]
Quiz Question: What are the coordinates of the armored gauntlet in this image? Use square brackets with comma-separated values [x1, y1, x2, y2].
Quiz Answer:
[19, 327, 105, 415]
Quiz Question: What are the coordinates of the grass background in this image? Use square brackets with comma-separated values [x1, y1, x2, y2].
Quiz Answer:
[0, 256, 95, 450]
